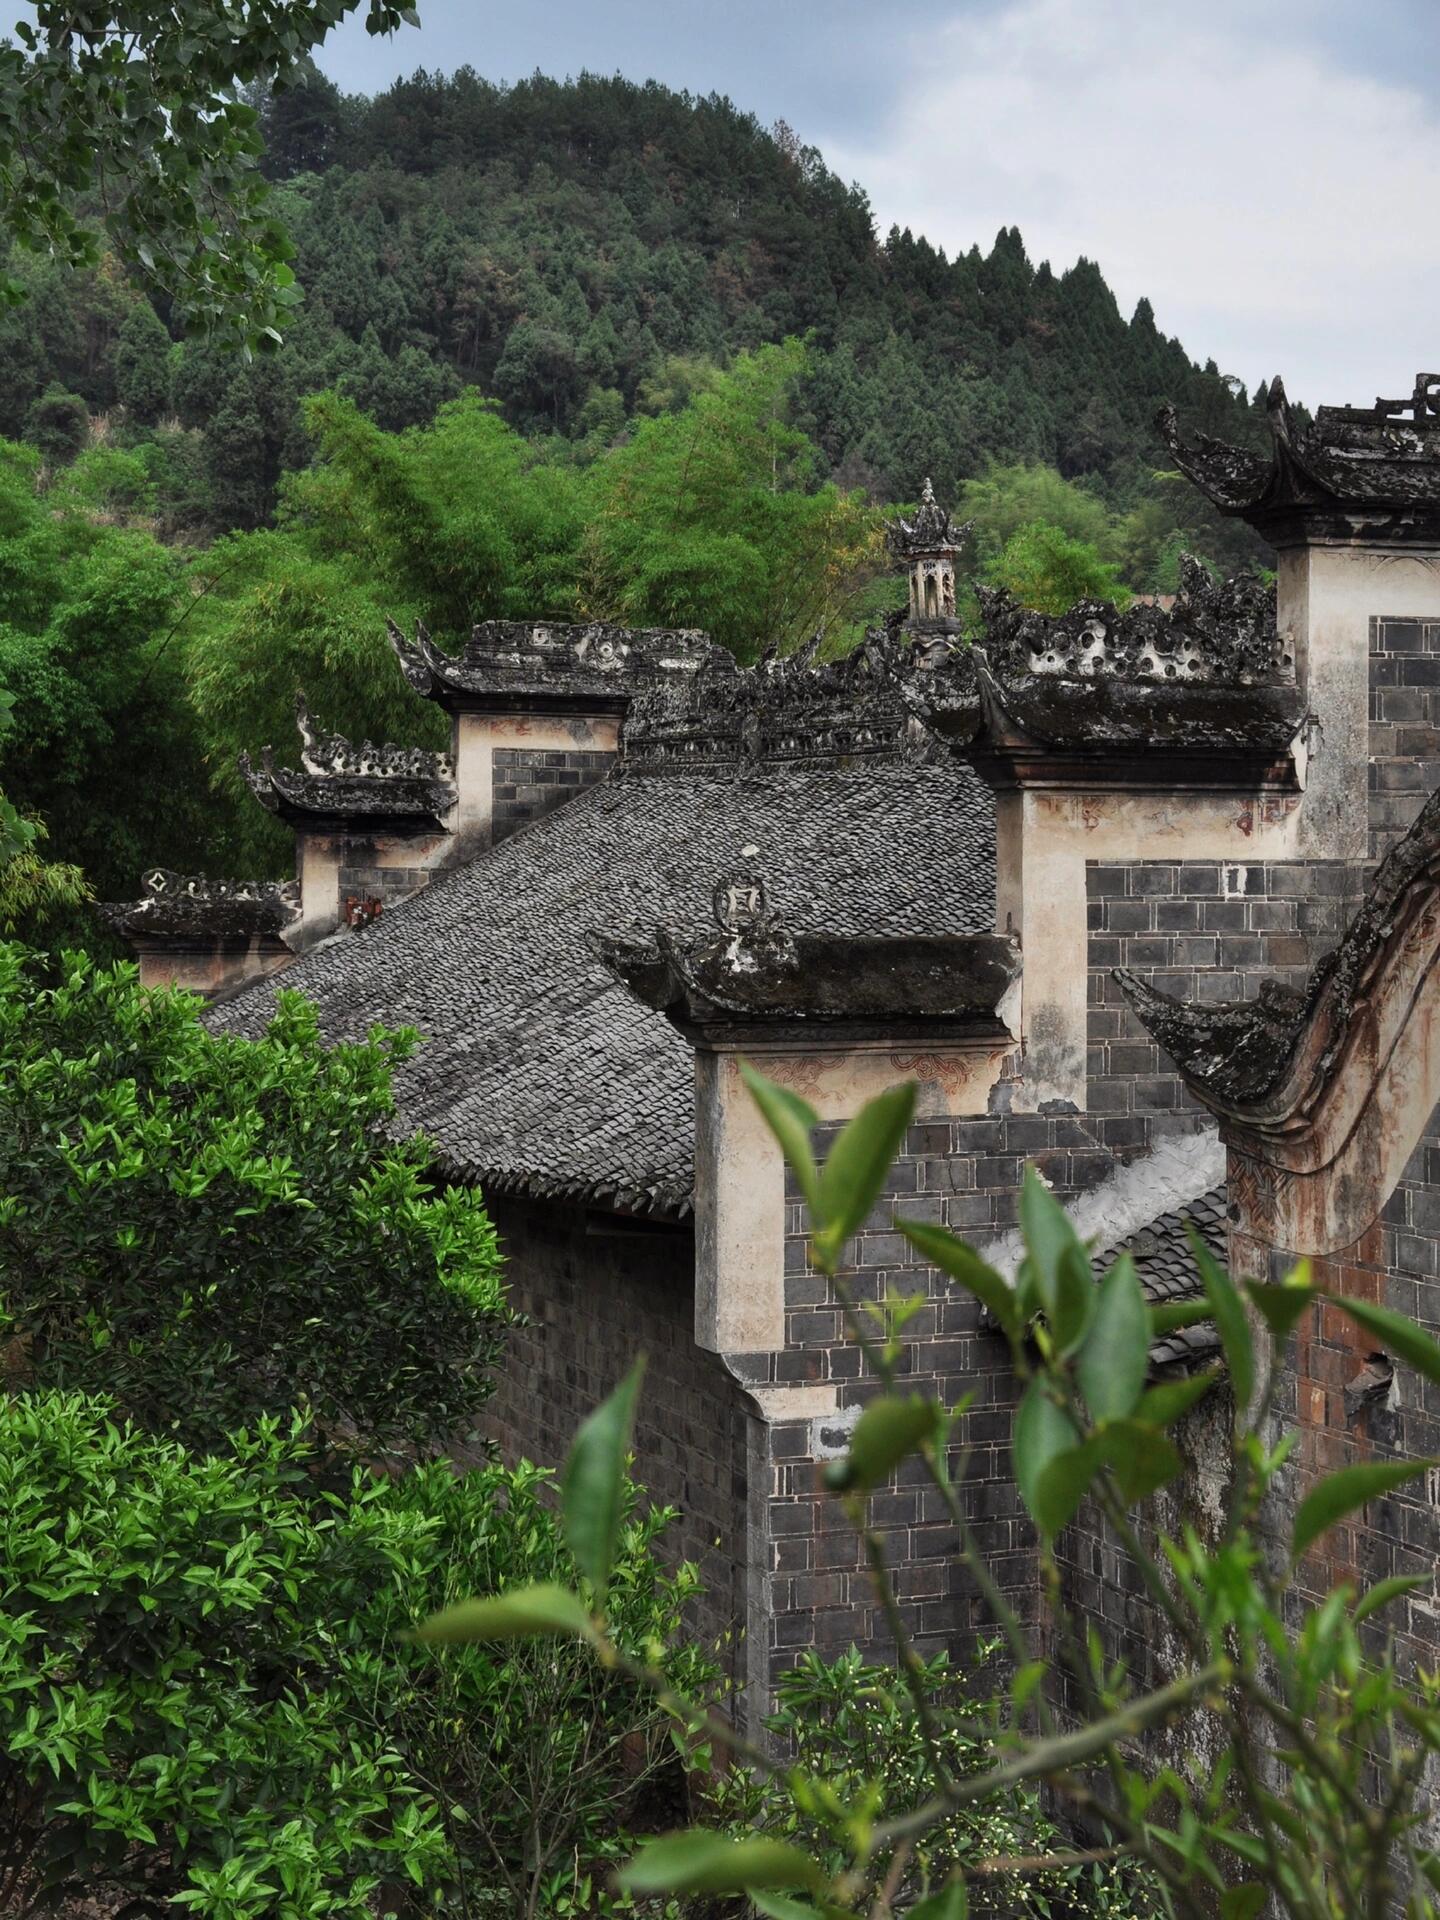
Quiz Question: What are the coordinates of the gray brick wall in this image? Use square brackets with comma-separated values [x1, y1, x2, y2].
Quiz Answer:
[491, 747, 613, 842]
[1088, 859, 1358, 1121]
[1268, 1110, 1440, 1682]
[478, 1193, 749, 1672]
[725, 1120, 1037, 1701]
[1370, 615, 1440, 860]
[337, 863, 431, 908]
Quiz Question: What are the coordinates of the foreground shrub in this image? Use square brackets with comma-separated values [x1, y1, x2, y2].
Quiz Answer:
[0, 1391, 712, 1920]
[0, 945, 507, 1454]
[709, 1647, 1147, 1917]
[420, 1071, 1440, 1919]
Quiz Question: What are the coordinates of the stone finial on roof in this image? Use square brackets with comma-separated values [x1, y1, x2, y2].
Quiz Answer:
[887, 478, 971, 559]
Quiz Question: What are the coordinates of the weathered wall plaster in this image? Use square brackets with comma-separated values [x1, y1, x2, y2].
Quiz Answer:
[693, 1037, 1016, 1358]
[452, 711, 620, 848]
[998, 789, 1306, 1112]
[1279, 544, 1440, 858]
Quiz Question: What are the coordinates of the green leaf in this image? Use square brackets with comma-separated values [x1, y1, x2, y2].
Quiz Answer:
[562, 1356, 645, 1593]
[1014, 1381, 1079, 1532]
[1079, 1253, 1149, 1420]
[1220, 1886, 1266, 1920]
[1137, 1368, 1221, 1428]
[1051, 1242, 1097, 1358]
[1331, 1296, 1440, 1390]
[1187, 1225, 1253, 1418]
[1292, 1460, 1436, 1561]
[408, 1584, 595, 1645]
[1353, 1573, 1428, 1624]
[1096, 1419, 1183, 1504]
[741, 1062, 819, 1214]
[899, 1220, 1022, 1341]
[910, 1884, 968, 1920]
[751, 1895, 856, 1920]
[1033, 1435, 1105, 1536]
[826, 1393, 937, 1493]
[812, 1081, 917, 1267]
[1019, 1165, 1090, 1316]
[618, 1832, 824, 1895]
[1246, 1270, 1316, 1341]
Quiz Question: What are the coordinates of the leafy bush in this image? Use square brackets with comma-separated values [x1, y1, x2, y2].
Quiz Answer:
[425, 1072, 1440, 1920]
[0, 947, 508, 1455]
[371, 1459, 717, 1918]
[709, 1646, 1149, 1918]
[0, 1390, 714, 1920]
[0, 1392, 449, 1919]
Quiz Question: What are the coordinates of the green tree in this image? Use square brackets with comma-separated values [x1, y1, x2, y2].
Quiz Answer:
[112, 298, 173, 425]
[0, 949, 509, 1455]
[0, 527, 216, 899]
[990, 519, 1132, 615]
[0, 1, 423, 347]
[23, 384, 88, 463]
[581, 342, 886, 659]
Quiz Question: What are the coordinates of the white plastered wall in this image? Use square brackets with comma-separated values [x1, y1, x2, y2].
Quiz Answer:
[998, 787, 1306, 1113]
[1280, 544, 1440, 860]
[451, 710, 621, 847]
[693, 1030, 1016, 1365]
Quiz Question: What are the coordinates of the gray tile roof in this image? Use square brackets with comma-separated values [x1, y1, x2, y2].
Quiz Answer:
[1108, 1183, 1228, 1371]
[208, 753, 997, 1216]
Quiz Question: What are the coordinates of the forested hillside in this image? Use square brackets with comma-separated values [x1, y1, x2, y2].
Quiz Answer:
[0, 68, 1269, 551]
[0, 66, 1278, 938]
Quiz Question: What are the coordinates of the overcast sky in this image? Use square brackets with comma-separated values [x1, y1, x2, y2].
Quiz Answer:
[315, 0, 1439, 411]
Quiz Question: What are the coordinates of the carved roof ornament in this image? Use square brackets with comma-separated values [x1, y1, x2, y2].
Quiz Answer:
[386, 615, 725, 714]
[904, 556, 1310, 782]
[596, 920, 1022, 1041]
[240, 696, 457, 830]
[887, 478, 972, 559]
[1159, 372, 1440, 545]
[1117, 781, 1440, 1252]
[102, 870, 301, 941]
[712, 846, 769, 935]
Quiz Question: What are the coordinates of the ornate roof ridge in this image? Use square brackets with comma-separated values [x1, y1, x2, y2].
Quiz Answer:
[617, 628, 945, 776]
[387, 614, 725, 709]
[972, 554, 1287, 684]
[1159, 372, 1440, 535]
[240, 696, 456, 825]
[595, 853, 1020, 1034]
[102, 869, 301, 940]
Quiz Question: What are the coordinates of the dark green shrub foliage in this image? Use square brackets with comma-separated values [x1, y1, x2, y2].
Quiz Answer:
[0, 946, 508, 1454]
[0, 1392, 447, 1918]
[0, 1391, 710, 1919]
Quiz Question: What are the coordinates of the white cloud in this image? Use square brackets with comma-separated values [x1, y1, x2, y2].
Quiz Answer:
[821, 0, 1440, 409]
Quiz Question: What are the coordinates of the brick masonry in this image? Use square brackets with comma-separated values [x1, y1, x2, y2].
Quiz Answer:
[491, 747, 614, 842]
[720, 1119, 1038, 1702]
[1253, 1109, 1440, 1680]
[477, 1193, 750, 1671]
[1370, 615, 1440, 860]
[1088, 858, 1360, 1121]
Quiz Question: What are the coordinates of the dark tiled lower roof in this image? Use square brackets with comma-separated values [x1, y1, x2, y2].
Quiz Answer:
[1107, 1184, 1228, 1372]
[208, 756, 996, 1215]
